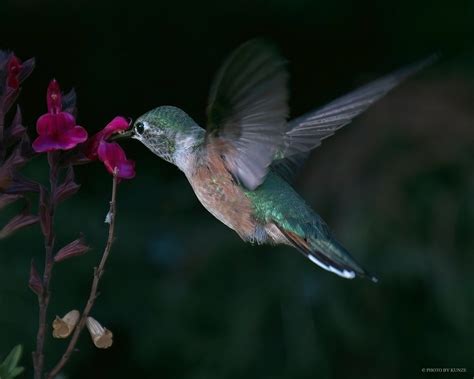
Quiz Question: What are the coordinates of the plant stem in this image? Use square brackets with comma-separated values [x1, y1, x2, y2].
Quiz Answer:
[46, 171, 119, 379]
[0, 110, 4, 163]
[33, 154, 57, 379]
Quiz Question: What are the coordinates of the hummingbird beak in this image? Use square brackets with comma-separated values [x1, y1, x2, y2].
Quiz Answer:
[108, 129, 135, 141]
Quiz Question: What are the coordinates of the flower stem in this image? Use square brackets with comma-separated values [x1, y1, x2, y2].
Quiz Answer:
[0, 110, 5, 163]
[46, 171, 119, 379]
[33, 153, 58, 379]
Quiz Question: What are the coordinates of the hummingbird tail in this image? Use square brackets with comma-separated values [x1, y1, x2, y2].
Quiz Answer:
[277, 226, 378, 283]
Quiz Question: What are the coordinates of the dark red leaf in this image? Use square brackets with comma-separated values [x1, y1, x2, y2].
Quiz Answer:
[3, 173, 40, 194]
[0, 51, 12, 97]
[3, 86, 20, 114]
[0, 193, 21, 210]
[57, 149, 92, 167]
[19, 132, 34, 159]
[1, 133, 32, 173]
[54, 166, 80, 203]
[4, 106, 26, 146]
[54, 235, 90, 263]
[0, 211, 39, 239]
[29, 259, 43, 296]
[11, 104, 22, 124]
[18, 57, 35, 83]
[4, 142, 26, 168]
[0, 50, 10, 70]
[0, 165, 12, 191]
[5, 124, 26, 146]
[62, 88, 77, 117]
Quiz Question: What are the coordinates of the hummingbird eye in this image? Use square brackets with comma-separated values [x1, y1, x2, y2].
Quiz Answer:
[135, 122, 145, 135]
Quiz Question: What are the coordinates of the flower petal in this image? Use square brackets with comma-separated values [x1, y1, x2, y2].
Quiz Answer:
[47, 79, 62, 114]
[34, 112, 86, 152]
[98, 141, 135, 179]
[32, 135, 65, 152]
[7, 55, 22, 89]
[115, 159, 136, 179]
[36, 112, 76, 135]
[36, 114, 54, 134]
[84, 117, 130, 160]
[32, 126, 87, 152]
[83, 131, 105, 160]
[60, 125, 88, 147]
[102, 116, 130, 138]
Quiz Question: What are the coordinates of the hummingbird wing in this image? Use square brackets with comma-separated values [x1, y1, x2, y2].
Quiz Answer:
[206, 39, 289, 191]
[272, 56, 437, 182]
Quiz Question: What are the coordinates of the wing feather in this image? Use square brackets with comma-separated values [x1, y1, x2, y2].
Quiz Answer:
[206, 39, 289, 190]
[272, 55, 438, 181]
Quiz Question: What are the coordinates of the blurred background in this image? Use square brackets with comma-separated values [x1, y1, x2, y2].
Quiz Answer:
[1, 0, 474, 378]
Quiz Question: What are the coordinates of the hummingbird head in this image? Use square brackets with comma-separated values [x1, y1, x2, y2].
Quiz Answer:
[130, 106, 204, 166]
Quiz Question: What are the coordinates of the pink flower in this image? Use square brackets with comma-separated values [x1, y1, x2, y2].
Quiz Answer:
[32, 80, 88, 153]
[7, 55, 21, 89]
[85, 117, 135, 179]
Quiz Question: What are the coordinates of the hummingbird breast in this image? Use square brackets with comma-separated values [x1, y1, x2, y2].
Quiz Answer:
[184, 148, 263, 242]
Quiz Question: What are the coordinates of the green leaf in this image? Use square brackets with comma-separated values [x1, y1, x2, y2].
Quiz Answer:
[1, 345, 22, 374]
[9, 366, 25, 378]
[0, 365, 7, 378]
[0, 345, 24, 379]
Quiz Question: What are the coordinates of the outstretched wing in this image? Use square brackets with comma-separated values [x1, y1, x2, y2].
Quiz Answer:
[206, 39, 289, 190]
[272, 56, 437, 182]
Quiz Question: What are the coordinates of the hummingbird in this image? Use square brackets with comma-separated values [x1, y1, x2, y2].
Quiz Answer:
[115, 40, 434, 282]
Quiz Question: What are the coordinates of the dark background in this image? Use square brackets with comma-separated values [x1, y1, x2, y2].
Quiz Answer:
[1, 0, 474, 378]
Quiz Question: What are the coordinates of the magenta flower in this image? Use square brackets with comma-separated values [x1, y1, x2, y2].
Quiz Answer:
[7, 55, 21, 89]
[32, 80, 88, 153]
[86, 117, 135, 179]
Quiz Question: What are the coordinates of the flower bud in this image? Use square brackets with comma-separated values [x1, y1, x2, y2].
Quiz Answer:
[7, 55, 22, 89]
[52, 310, 80, 338]
[86, 317, 113, 349]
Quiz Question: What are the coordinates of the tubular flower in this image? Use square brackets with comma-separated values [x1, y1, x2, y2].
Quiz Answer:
[85, 116, 135, 179]
[52, 310, 80, 339]
[7, 55, 21, 89]
[32, 80, 88, 152]
[86, 316, 113, 349]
